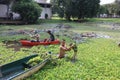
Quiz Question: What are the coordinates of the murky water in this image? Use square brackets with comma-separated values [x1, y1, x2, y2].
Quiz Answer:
[1, 22, 119, 51]
[3, 41, 32, 51]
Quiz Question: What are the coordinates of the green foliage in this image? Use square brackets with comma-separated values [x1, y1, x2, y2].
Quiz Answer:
[98, 6, 108, 14]
[99, 1, 120, 16]
[57, 8, 64, 18]
[88, 18, 120, 23]
[26, 39, 120, 80]
[27, 56, 43, 66]
[0, 45, 32, 65]
[1, 38, 120, 80]
[0, 18, 120, 80]
[12, 0, 42, 23]
[51, 0, 100, 20]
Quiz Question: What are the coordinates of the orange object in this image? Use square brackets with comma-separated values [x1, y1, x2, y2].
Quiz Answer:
[19, 39, 60, 46]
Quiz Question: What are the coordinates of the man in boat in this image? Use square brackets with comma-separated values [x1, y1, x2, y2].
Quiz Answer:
[30, 30, 40, 42]
[47, 30, 55, 41]
[58, 39, 74, 58]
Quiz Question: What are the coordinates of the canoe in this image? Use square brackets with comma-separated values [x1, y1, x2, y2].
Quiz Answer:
[8, 59, 49, 80]
[0, 54, 49, 80]
[19, 39, 60, 46]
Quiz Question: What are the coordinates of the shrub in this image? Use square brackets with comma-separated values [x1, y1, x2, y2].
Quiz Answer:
[12, 0, 42, 23]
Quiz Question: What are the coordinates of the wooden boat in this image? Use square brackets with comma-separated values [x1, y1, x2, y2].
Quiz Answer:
[19, 39, 60, 46]
[0, 54, 49, 80]
[8, 59, 49, 80]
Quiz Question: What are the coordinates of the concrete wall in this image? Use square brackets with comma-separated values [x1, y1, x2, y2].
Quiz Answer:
[34, 0, 52, 19]
[35, 0, 47, 3]
[39, 7, 52, 19]
[0, 4, 8, 18]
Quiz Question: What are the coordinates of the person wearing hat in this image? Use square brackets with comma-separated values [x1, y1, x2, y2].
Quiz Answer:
[47, 30, 55, 41]
[31, 30, 40, 42]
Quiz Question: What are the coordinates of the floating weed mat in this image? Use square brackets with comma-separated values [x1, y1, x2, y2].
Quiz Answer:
[26, 38, 120, 80]
[0, 48, 32, 65]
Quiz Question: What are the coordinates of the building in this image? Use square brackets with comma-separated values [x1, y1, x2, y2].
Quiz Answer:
[0, 4, 8, 19]
[0, 0, 14, 19]
[35, 0, 52, 19]
[0, 0, 52, 20]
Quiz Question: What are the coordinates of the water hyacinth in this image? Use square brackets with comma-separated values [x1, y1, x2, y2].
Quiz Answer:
[0, 18, 120, 80]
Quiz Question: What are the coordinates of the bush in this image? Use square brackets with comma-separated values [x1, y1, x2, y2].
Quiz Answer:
[12, 1, 42, 23]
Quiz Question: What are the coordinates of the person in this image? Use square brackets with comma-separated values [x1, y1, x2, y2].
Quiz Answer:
[118, 43, 120, 47]
[58, 39, 74, 58]
[47, 30, 55, 41]
[70, 42, 78, 62]
[45, 13, 48, 19]
[9, 12, 13, 20]
[30, 30, 40, 42]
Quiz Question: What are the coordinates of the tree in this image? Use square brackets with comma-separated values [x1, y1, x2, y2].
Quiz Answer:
[12, 0, 42, 23]
[115, 0, 120, 15]
[99, 6, 108, 14]
[51, 0, 65, 18]
[51, 0, 100, 21]
[98, 0, 120, 18]
[100, 2, 120, 17]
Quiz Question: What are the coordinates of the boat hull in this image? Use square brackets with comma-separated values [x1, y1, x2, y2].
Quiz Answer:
[0, 55, 49, 80]
[0, 54, 38, 80]
[19, 39, 60, 46]
[8, 59, 49, 80]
